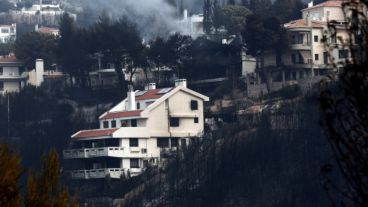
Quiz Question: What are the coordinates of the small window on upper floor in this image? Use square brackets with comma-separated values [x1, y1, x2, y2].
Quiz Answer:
[170, 117, 179, 127]
[136, 102, 140, 109]
[314, 54, 319, 61]
[111, 120, 116, 128]
[314, 35, 318, 42]
[129, 138, 139, 147]
[190, 100, 198, 110]
[103, 121, 109, 128]
[121, 120, 127, 127]
[131, 119, 137, 127]
[194, 117, 199, 123]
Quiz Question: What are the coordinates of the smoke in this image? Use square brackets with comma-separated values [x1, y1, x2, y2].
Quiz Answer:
[64, 0, 200, 40]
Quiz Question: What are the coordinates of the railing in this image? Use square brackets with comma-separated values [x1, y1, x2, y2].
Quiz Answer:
[63, 147, 124, 159]
[70, 168, 128, 179]
[290, 43, 311, 50]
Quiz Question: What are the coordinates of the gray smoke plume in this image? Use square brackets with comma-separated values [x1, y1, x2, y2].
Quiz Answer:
[63, 0, 201, 40]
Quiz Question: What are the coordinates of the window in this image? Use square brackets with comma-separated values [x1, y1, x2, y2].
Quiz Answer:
[157, 138, 169, 148]
[339, 49, 349, 59]
[130, 158, 139, 168]
[315, 54, 319, 61]
[170, 117, 179, 127]
[1, 28, 9, 33]
[194, 117, 199, 123]
[131, 119, 137, 127]
[129, 138, 138, 147]
[0, 82, 3, 91]
[103, 121, 109, 128]
[111, 120, 116, 128]
[190, 100, 198, 110]
[314, 35, 318, 42]
[0, 67, 3, 75]
[171, 138, 178, 147]
[136, 102, 140, 109]
[121, 120, 127, 127]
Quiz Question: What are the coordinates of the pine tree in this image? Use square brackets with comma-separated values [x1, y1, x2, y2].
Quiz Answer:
[25, 149, 78, 207]
[203, 0, 214, 34]
[0, 144, 22, 207]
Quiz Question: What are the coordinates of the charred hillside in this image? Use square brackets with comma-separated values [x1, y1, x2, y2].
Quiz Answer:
[112, 93, 338, 207]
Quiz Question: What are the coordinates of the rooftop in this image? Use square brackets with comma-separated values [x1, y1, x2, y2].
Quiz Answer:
[72, 128, 118, 139]
[0, 55, 19, 63]
[284, 19, 325, 29]
[100, 110, 143, 120]
[135, 88, 173, 101]
[302, 0, 345, 11]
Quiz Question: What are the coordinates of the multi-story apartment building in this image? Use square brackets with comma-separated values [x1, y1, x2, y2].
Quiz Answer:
[0, 55, 27, 95]
[262, 0, 351, 82]
[63, 79, 209, 179]
[0, 24, 16, 43]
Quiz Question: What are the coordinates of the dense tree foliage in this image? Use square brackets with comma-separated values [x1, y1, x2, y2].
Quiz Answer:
[15, 32, 57, 69]
[0, 144, 22, 207]
[319, 1, 368, 206]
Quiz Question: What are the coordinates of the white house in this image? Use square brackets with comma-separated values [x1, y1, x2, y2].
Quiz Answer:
[178, 9, 205, 38]
[0, 24, 16, 43]
[261, 0, 352, 82]
[0, 55, 27, 95]
[63, 79, 209, 179]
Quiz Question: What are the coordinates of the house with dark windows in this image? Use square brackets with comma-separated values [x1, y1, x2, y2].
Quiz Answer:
[63, 79, 209, 179]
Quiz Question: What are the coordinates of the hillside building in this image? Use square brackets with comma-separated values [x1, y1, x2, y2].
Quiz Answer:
[0, 55, 27, 95]
[63, 79, 209, 179]
[0, 24, 16, 43]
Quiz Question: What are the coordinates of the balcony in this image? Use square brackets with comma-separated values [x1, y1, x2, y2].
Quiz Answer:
[63, 147, 124, 159]
[290, 43, 311, 50]
[70, 168, 126, 179]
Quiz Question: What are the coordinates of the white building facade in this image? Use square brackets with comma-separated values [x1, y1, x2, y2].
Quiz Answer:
[276, 0, 352, 78]
[63, 79, 209, 179]
[0, 24, 16, 43]
[0, 56, 26, 95]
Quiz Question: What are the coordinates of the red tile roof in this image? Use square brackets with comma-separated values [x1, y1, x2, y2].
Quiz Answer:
[37, 27, 59, 34]
[135, 88, 170, 100]
[285, 19, 325, 29]
[302, 0, 345, 11]
[0, 55, 18, 63]
[72, 128, 118, 139]
[100, 110, 143, 120]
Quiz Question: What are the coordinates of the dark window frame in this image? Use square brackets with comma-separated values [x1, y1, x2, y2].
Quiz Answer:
[314, 35, 318, 42]
[315, 54, 319, 61]
[130, 158, 139, 168]
[190, 100, 198, 110]
[111, 120, 116, 128]
[194, 117, 199, 123]
[157, 138, 169, 148]
[103, 121, 109, 128]
[170, 117, 179, 127]
[129, 138, 139, 147]
[131, 119, 137, 127]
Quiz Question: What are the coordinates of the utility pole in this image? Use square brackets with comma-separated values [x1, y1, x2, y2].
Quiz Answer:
[7, 93, 10, 139]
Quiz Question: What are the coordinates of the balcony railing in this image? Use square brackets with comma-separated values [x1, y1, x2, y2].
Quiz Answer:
[70, 168, 126, 179]
[63, 147, 124, 159]
[290, 43, 311, 50]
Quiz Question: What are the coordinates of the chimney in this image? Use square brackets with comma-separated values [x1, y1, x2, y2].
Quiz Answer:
[35, 59, 44, 86]
[146, 83, 156, 90]
[175, 79, 187, 88]
[307, 14, 312, 27]
[35, 24, 39, 31]
[183, 9, 188, 20]
[308, 1, 313, 8]
[127, 85, 136, 110]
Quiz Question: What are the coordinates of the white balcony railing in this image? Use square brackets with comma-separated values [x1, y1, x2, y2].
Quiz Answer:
[63, 147, 124, 159]
[70, 168, 131, 179]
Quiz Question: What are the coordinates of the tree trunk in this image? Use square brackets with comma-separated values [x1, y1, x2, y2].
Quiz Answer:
[114, 59, 128, 95]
